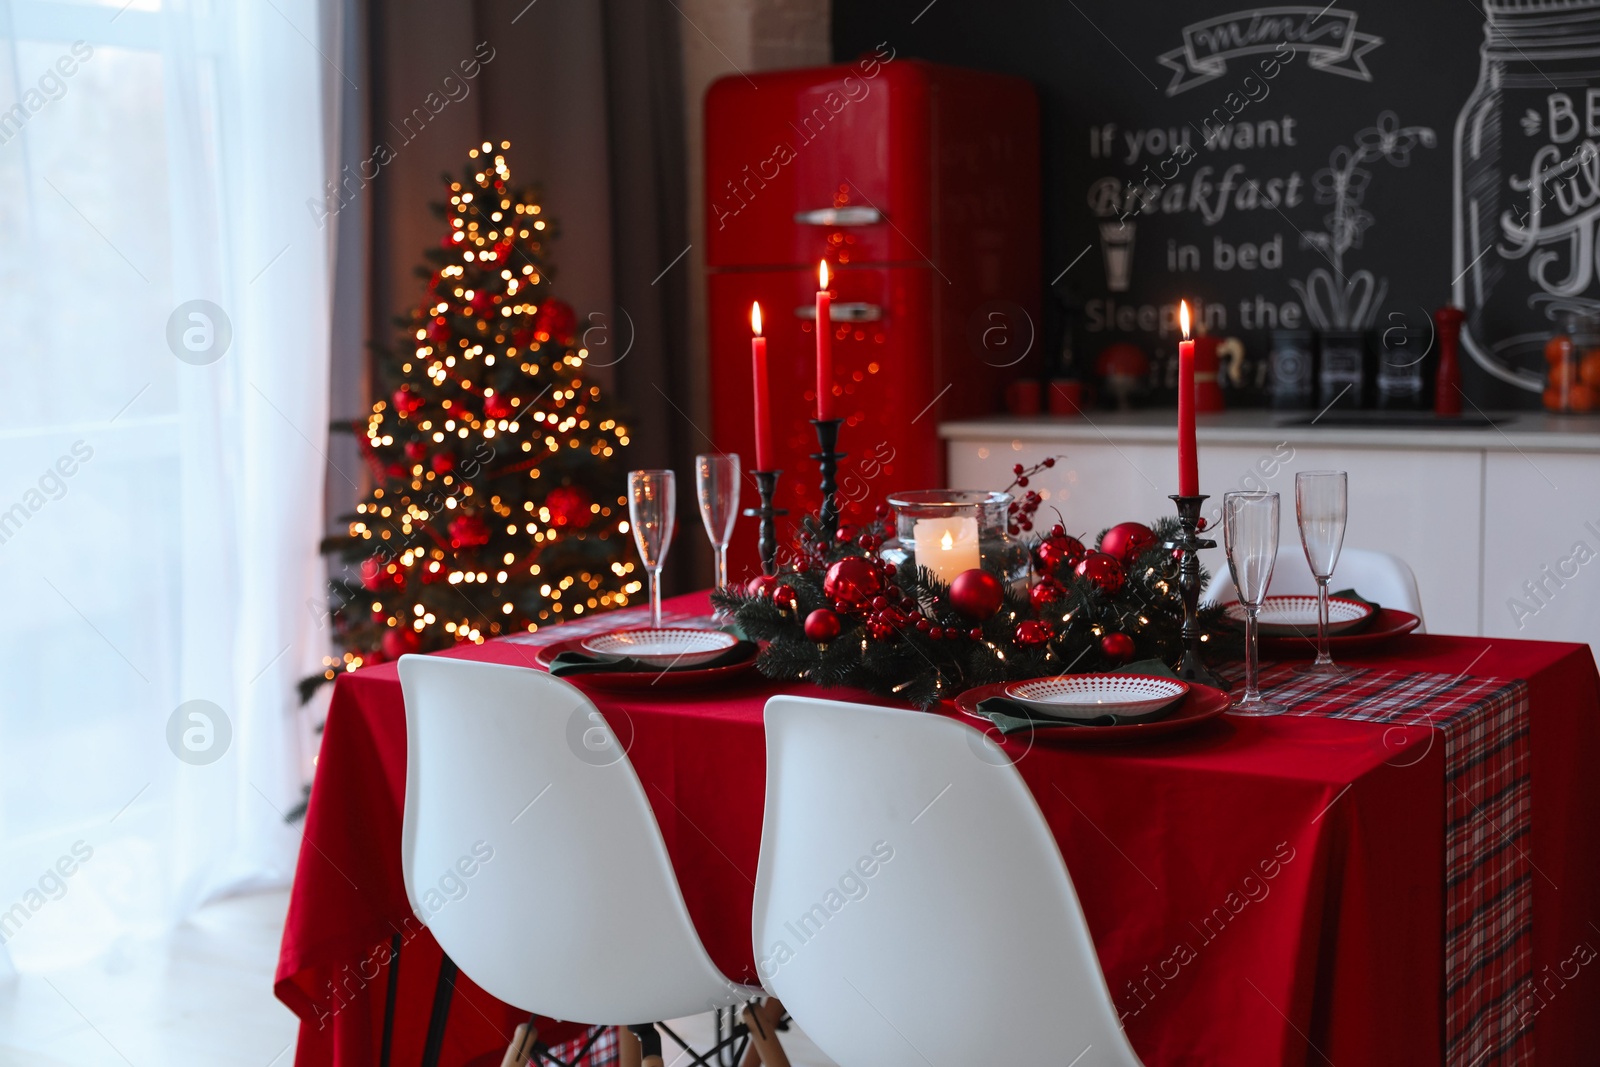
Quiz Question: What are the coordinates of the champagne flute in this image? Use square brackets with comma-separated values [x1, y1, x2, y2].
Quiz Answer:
[1223, 491, 1287, 716]
[627, 470, 676, 627]
[695, 453, 741, 592]
[1296, 471, 1349, 676]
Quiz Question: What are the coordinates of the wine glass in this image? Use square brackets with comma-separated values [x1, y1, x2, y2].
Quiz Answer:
[695, 453, 741, 592]
[1295, 471, 1349, 676]
[627, 470, 676, 627]
[1223, 491, 1287, 716]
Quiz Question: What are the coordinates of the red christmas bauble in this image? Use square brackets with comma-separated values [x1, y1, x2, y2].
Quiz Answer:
[431, 453, 456, 474]
[392, 387, 423, 417]
[382, 627, 421, 660]
[449, 513, 492, 548]
[746, 574, 779, 598]
[1075, 552, 1126, 594]
[535, 299, 578, 346]
[1098, 522, 1157, 564]
[404, 440, 428, 461]
[823, 557, 883, 610]
[470, 289, 494, 314]
[1029, 576, 1066, 611]
[1101, 632, 1136, 664]
[1034, 533, 1087, 576]
[360, 556, 388, 591]
[484, 392, 513, 420]
[1015, 619, 1055, 646]
[804, 608, 841, 642]
[512, 326, 536, 350]
[420, 559, 446, 584]
[948, 568, 1004, 619]
[865, 608, 906, 641]
[772, 584, 798, 612]
[543, 485, 594, 529]
[426, 317, 451, 345]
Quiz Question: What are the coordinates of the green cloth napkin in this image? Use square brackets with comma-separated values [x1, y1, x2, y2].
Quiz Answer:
[1330, 589, 1381, 634]
[549, 640, 757, 677]
[974, 659, 1181, 735]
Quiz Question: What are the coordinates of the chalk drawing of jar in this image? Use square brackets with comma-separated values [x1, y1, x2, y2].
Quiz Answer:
[1454, 0, 1600, 395]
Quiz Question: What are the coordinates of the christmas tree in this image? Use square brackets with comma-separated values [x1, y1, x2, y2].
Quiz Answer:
[310, 141, 637, 690]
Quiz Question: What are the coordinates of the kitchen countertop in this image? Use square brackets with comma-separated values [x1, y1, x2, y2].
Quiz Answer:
[938, 409, 1600, 453]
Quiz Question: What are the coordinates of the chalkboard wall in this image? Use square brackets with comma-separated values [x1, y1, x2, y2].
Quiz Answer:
[835, 1, 1593, 409]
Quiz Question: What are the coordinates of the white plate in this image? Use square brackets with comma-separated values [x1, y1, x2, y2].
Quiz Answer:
[580, 628, 738, 668]
[1224, 595, 1374, 637]
[1002, 674, 1190, 722]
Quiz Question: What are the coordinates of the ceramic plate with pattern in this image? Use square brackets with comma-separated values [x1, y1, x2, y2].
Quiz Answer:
[580, 628, 738, 668]
[1002, 674, 1190, 721]
[1224, 595, 1374, 637]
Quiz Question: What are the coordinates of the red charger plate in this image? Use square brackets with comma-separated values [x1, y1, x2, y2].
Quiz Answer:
[1257, 608, 1421, 658]
[950, 680, 1231, 743]
[532, 636, 760, 690]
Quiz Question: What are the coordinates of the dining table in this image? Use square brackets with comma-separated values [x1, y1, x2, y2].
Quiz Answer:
[276, 590, 1600, 1067]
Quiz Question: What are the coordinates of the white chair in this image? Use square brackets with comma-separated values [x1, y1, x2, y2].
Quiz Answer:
[1203, 546, 1426, 632]
[398, 655, 788, 1067]
[752, 695, 1145, 1067]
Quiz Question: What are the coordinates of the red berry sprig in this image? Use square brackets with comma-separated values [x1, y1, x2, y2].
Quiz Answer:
[1004, 456, 1061, 535]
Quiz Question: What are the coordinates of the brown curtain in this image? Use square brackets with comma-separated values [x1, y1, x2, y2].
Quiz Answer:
[328, 0, 703, 588]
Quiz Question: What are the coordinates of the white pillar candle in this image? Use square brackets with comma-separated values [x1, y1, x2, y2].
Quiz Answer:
[913, 516, 981, 586]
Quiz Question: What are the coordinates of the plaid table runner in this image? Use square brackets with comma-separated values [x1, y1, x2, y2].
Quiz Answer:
[1242, 663, 1534, 1067]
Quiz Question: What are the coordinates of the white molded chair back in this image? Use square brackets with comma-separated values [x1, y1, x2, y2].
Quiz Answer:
[398, 655, 747, 1024]
[753, 696, 1144, 1067]
[1204, 546, 1426, 632]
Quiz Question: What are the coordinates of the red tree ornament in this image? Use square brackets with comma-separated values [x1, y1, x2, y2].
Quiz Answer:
[360, 556, 389, 591]
[1098, 522, 1157, 564]
[1034, 533, 1087, 576]
[1029, 576, 1066, 611]
[543, 484, 593, 529]
[948, 568, 1003, 619]
[382, 627, 421, 660]
[1101, 632, 1136, 664]
[1015, 619, 1055, 646]
[1075, 552, 1126, 594]
[746, 574, 779, 598]
[483, 392, 514, 420]
[823, 556, 883, 610]
[535, 299, 578, 345]
[449, 513, 492, 548]
[804, 608, 841, 642]
[772, 584, 799, 612]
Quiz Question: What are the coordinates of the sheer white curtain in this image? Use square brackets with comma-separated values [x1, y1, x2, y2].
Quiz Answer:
[0, 0, 338, 971]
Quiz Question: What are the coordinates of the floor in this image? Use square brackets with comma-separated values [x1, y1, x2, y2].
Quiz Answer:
[0, 890, 836, 1067]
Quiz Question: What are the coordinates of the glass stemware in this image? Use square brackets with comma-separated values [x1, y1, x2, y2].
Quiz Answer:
[695, 453, 741, 592]
[1295, 470, 1349, 676]
[627, 470, 676, 627]
[1223, 491, 1287, 716]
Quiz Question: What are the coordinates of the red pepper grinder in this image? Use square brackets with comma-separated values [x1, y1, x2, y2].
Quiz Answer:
[1434, 305, 1465, 417]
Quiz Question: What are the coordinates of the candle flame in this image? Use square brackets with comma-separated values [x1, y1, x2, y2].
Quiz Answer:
[940, 530, 954, 550]
[1180, 300, 1191, 339]
[818, 260, 830, 290]
[750, 301, 763, 336]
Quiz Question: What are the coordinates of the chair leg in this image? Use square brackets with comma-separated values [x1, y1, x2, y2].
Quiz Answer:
[741, 1001, 791, 1067]
[627, 1024, 665, 1067]
[738, 999, 784, 1067]
[379, 933, 402, 1067]
[420, 953, 458, 1067]
[500, 1015, 539, 1067]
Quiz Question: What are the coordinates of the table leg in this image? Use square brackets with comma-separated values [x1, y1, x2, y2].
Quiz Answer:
[420, 954, 457, 1067]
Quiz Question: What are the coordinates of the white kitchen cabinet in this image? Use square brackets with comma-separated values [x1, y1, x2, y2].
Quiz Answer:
[941, 412, 1600, 659]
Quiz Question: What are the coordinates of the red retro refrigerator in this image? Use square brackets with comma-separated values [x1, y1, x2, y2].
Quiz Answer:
[705, 58, 1041, 581]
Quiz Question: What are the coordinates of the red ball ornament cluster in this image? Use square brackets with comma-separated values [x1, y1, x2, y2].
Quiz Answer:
[822, 556, 883, 610]
[1074, 552, 1126, 595]
[1098, 521, 1156, 564]
[1015, 619, 1054, 646]
[1033, 523, 1087, 577]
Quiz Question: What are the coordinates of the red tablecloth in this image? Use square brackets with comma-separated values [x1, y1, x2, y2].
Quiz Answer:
[277, 593, 1600, 1066]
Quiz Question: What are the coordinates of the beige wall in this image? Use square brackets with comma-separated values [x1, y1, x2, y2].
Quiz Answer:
[678, 0, 830, 438]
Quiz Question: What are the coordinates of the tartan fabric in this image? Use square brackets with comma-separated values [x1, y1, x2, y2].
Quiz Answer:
[534, 1025, 620, 1067]
[1238, 663, 1535, 1067]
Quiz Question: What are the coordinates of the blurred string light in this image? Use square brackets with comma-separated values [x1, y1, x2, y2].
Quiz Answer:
[319, 141, 636, 681]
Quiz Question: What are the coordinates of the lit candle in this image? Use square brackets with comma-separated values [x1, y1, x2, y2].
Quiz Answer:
[751, 301, 773, 471]
[1177, 300, 1199, 497]
[913, 517, 980, 585]
[816, 260, 833, 420]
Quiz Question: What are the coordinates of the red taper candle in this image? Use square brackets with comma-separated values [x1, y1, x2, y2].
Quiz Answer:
[751, 301, 773, 470]
[816, 260, 834, 420]
[1177, 300, 1199, 496]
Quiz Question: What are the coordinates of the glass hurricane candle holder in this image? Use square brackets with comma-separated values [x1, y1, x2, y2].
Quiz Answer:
[879, 490, 1029, 590]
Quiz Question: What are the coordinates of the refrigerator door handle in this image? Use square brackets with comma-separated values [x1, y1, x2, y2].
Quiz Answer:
[793, 206, 882, 226]
[794, 302, 883, 323]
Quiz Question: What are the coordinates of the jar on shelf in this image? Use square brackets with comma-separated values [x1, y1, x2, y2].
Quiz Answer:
[1543, 312, 1600, 412]
[880, 490, 1029, 590]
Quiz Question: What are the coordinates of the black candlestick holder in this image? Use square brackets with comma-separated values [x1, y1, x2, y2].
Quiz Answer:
[810, 418, 846, 542]
[744, 471, 788, 576]
[1163, 494, 1223, 688]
